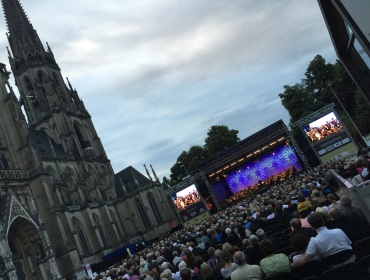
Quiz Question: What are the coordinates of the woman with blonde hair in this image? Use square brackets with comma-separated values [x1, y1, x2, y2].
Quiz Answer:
[200, 263, 213, 280]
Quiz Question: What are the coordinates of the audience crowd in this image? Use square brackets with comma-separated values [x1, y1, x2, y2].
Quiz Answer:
[90, 154, 370, 280]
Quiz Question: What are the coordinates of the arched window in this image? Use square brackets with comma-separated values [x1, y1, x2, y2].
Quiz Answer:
[72, 217, 90, 255]
[0, 154, 9, 169]
[93, 214, 109, 248]
[37, 70, 45, 83]
[24, 76, 33, 91]
[110, 210, 125, 239]
[80, 187, 91, 202]
[58, 188, 71, 204]
[135, 199, 151, 230]
[53, 72, 59, 86]
[147, 193, 163, 223]
[73, 123, 91, 150]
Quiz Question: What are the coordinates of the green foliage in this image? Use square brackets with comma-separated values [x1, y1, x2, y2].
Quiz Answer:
[204, 125, 240, 157]
[168, 125, 240, 185]
[279, 54, 369, 136]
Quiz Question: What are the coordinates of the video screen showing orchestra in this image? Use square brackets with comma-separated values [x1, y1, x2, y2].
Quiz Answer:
[303, 112, 343, 144]
[172, 184, 201, 210]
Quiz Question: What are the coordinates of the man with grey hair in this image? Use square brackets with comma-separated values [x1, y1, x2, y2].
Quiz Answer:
[213, 249, 225, 280]
[340, 195, 367, 224]
[231, 251, 263, 280]
[244, 235, 263, 265]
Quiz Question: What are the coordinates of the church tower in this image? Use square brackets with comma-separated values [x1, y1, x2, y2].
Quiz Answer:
[0, 1, 178, 279]
[2, 0, 114, 176]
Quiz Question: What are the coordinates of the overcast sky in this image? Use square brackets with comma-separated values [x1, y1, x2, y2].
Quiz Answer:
[0, 0, 338, 179]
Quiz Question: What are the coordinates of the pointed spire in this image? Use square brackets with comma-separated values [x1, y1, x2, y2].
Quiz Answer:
[2, 0, 45, 57]
[143, 164, 153, 181]
[2, 0, 59, 75]
[150, 164, 159, 182]
[6, 46, 12, 58]
[66, 77, 73, 91]
[46, 42, 51, 52]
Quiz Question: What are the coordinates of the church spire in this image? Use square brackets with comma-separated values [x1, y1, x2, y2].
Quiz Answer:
[2, 0, 58, 75]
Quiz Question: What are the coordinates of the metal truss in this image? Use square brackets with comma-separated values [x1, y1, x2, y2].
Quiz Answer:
[284, 127, 311, 170]
[291, 103, 335, 128]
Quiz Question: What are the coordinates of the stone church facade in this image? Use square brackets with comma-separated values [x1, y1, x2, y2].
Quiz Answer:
[0, 1, 178, 279]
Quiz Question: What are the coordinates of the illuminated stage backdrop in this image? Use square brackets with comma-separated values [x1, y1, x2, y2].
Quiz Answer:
[226, 145, 303, 194]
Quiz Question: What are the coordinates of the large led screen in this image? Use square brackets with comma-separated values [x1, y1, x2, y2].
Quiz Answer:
[303, 112, 343, 143]
[171, 184, 201, 210]
[225, 145, 302, 194]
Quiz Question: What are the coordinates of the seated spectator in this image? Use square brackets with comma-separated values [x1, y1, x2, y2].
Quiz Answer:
[206, 247, 217, 269]
[231, 251, 263, 280]
[292, 211, 311, 228]
[316, 207, 336, 229]
[292, 213, 355, 268]
[183, 249, 195, 268]
[200, 263, 213, 280]
[327, 193, 343, 211]
[312, 190, 328, 206]
[297, 196, 312, 213]
[213, 249, 225, 280]
[259, 239, 291, 278]
[329, 207, 368, 241]
[172, 251, 183, 267]
[290, 234, 324, 279]
[180, 267, 192, 280]
[244, 235, 264, 265]
[221, 250, 237, 279]
[192, 238, 206, 256]
[340, 195, 368, 224]
[290, 218, 316, 239]
[225, 228, 241, 246]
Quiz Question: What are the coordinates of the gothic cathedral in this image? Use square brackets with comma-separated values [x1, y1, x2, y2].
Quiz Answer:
[0, 1, 177, 279]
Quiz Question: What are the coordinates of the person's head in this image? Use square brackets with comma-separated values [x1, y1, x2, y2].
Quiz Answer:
[180, 267, 192, 280]
[329, 207, 342, 220]
[172, 251, 178, 257]
[290, 234, 309, 252]
[290, 218, 302, 231]
[249, 235, 259, 246]
[214, 249, 222, 260]
[225, 228, 232, 235]
[316, 207, 331, 223]
[307, 212, 324, 230]
[340, 195, 352, 207]
[194, 257, 203, 269]
[207, 247, 215, 257]
[222, 242, 232, 253]
[327, 193, 336, 202]
[160, 269, 172, 280]
[242, 238, 250, 248]
[221, 250, 231, 263]
[200, 263, 213, 279]
[260, 239, 275, 257]
[292, 211, 301, 219]
[256, 229, 266, 241]
[178, 261, 187, 271]
[233, 251, 245, 266]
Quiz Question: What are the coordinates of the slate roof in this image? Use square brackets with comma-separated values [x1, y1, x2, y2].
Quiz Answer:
[114, 166, 152, 197]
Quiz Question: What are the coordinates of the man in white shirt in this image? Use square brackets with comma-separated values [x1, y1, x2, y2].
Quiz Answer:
[292, 213, 354, 268]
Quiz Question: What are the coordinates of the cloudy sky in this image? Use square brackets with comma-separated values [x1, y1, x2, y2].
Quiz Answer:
[0, 0, 338, 179]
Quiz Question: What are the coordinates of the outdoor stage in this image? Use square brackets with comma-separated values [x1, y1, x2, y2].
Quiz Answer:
[196, 120, 309, 209]
[166, 120, 309, 214]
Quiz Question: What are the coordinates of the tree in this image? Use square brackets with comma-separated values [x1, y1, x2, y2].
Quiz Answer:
[168, 125, 240, 185]
[278, 83, 315, 124]
[204, 125, 240, 157]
